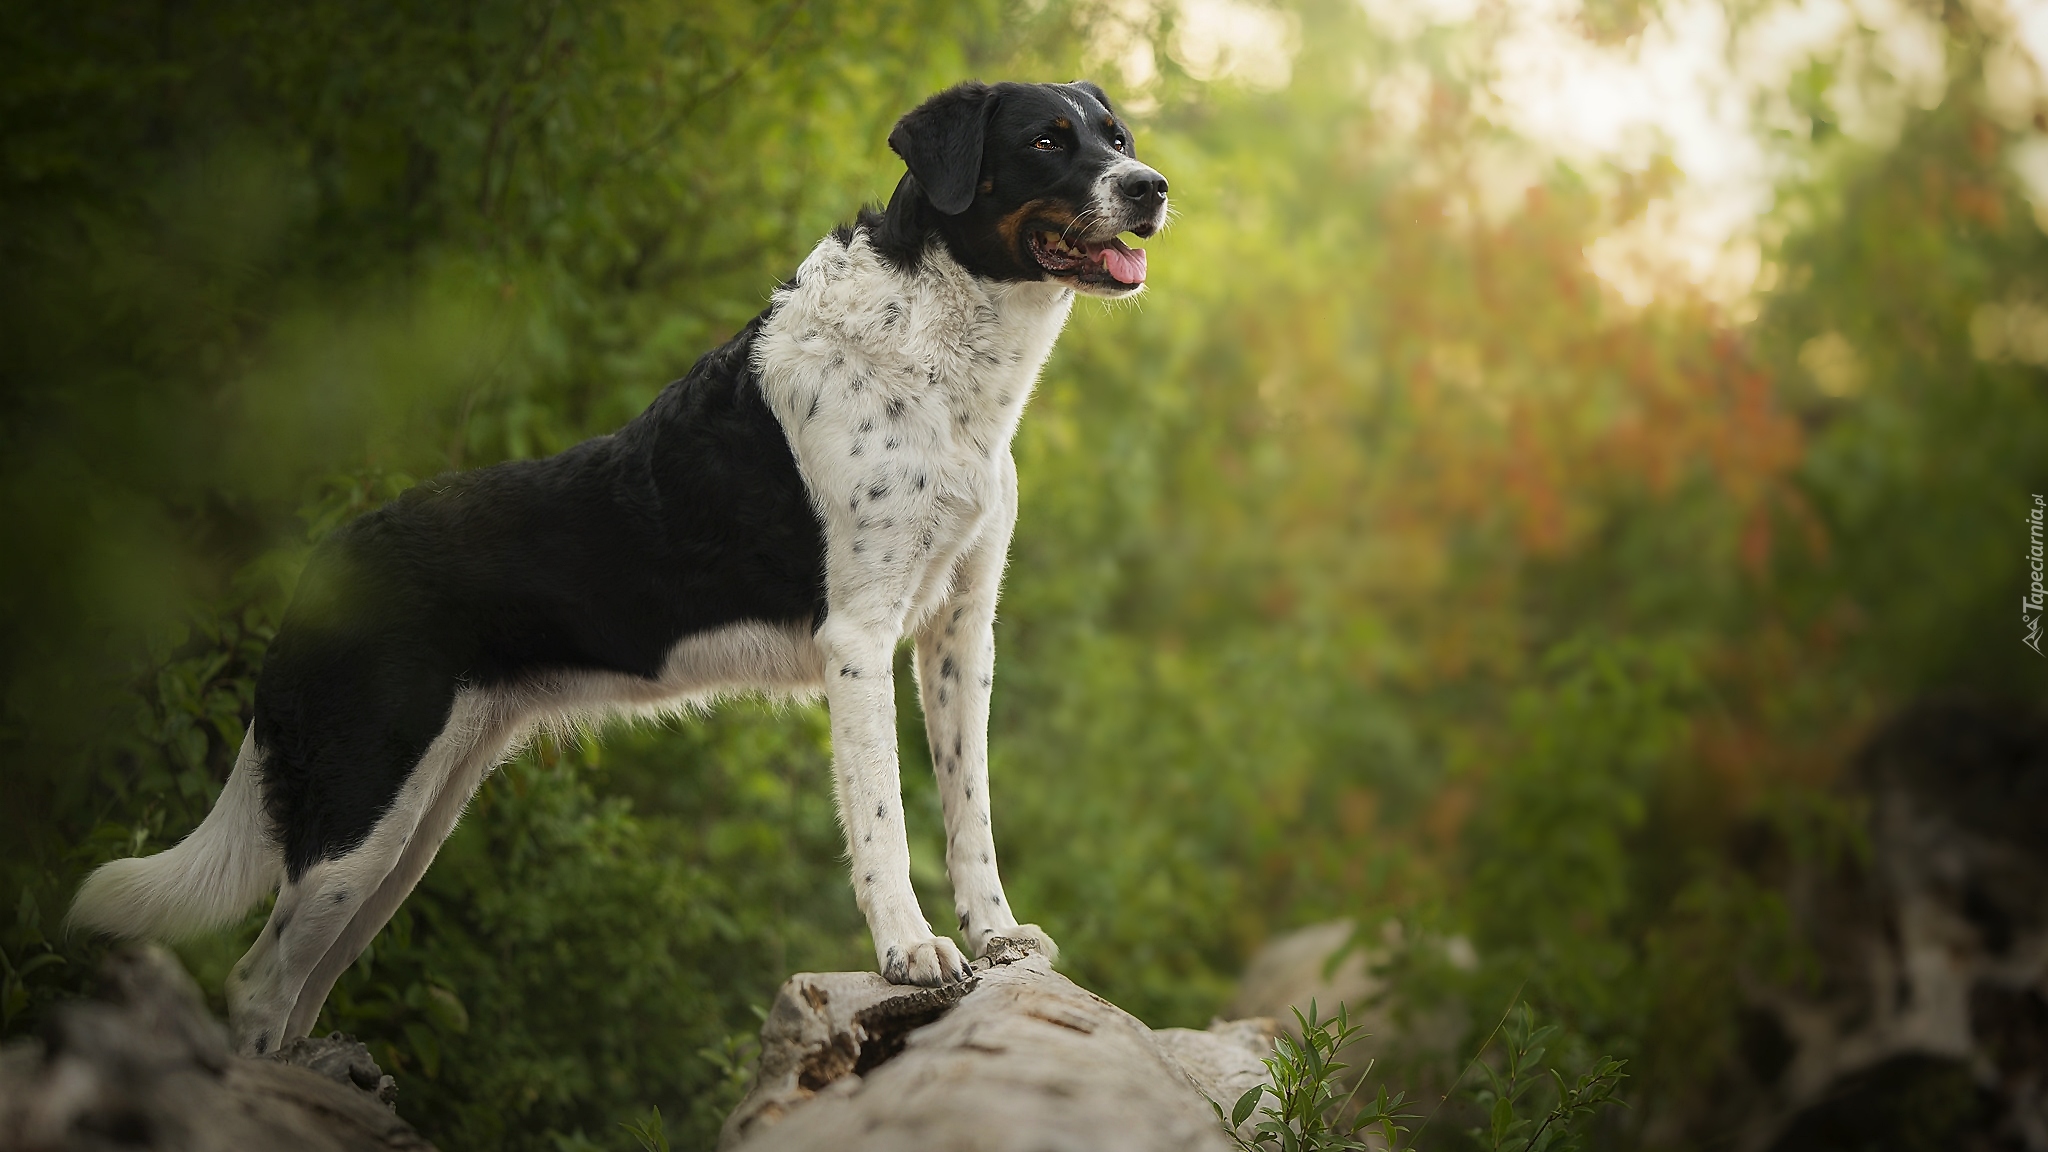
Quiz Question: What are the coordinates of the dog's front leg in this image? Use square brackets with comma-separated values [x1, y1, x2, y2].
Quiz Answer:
[818, 616, 972, 986]
[915, 457, 1056, 963]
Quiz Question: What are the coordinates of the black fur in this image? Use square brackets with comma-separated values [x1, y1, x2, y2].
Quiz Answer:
[253, 317, 825, 877]
[887, 82, 995, 215]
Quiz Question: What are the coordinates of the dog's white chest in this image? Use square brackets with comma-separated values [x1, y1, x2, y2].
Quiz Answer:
[754, 235, 1073, 628]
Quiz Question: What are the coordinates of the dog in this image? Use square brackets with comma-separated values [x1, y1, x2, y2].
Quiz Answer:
[67, 79, 1169, 1057]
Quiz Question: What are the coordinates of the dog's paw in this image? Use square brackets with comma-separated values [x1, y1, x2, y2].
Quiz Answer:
[880, 935, 973, 986]
[976, 922, 1059, 965]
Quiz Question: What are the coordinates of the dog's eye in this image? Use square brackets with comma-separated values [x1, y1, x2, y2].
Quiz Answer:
[1113, 134, 1127, 153]
[1032, 135, 1061, 151]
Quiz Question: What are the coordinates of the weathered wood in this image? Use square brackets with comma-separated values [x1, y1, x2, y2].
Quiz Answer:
[0, 947, 431, 1152]
[3, 940, 1277, 1151]
[722, 936, 1275, 1151]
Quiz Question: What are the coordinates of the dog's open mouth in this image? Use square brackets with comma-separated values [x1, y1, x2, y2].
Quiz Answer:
[1029, 231, 1147, 288]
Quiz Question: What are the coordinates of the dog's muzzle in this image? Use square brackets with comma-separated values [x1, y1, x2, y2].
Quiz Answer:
[1119, 165, 1169, 238]
[1029, 163, 1171, 289]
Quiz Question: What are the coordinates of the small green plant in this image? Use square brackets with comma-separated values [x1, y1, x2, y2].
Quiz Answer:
[697, 1023, 764, 1115]
[1211, 999, 1626, 1152]
[620, 1105, 670, 1152]
[1210, 1000, 1416, 1152]
[1466, 1005, 1626, 1152]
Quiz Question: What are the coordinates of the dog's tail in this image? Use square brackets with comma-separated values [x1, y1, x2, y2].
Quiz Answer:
[67, 732, 282, 942]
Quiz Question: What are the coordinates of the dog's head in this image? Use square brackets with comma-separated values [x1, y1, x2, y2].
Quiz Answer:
[888, 81, 1168, 297]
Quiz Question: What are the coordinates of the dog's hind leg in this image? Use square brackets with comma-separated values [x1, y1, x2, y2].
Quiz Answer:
[280, 697, 521, 1042]
[228, 837, 409, 1055]
[227, 690, 516, 1054]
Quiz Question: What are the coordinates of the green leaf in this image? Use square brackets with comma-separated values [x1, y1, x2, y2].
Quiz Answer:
[15, 952, 67, 978]
[424, 984, 469, 1033]
[620, 1105, 670, 1152]
[1232, 1084, 1264, 1128]
[401, 1021, 441, 1079]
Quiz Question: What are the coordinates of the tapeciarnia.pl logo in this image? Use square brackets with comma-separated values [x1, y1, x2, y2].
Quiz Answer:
[2028, 494, 2045, 657]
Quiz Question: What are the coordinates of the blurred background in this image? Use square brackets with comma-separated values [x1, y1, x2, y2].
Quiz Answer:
[4, 0, 2047, 1147]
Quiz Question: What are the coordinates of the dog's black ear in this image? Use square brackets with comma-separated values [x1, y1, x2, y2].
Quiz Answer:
[889, 82, 995, 216]
[1069, 80, 1114, 115]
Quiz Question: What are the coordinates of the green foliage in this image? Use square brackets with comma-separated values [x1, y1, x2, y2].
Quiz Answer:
[1214, 1000, 1418, 1152]
[1464, 639, 1702, 1011]
[620, 1106, 671, 1152]
[1466, 1006, 1626, 1152]
[1210, 1000, 1623, 1152]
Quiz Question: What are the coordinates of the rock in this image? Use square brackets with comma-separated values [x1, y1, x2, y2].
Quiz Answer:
[722, 935, 1276, 1151]
[1226, 917, 1470, 1106]
[0, 946, 432, 1152]
[1226, 920, 1381, 1027]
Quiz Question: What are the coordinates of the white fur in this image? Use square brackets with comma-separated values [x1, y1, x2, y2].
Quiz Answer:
[67, 734, 283, 943]
[753, 234, 1072, 980]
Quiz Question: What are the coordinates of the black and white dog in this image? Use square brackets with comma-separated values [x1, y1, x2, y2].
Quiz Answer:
[68, 80, 1167, 1057]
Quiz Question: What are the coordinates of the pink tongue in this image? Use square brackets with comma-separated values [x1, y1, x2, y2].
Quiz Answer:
[1089, 242, 1146, 285]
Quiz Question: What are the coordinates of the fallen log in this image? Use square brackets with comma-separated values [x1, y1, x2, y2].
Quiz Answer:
[0, 947, 431, 1152]
[1, 939, 1275, 1151]
[721, 936, 1276, 1151]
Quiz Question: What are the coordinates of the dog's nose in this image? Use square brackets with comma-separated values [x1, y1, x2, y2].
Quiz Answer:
[1118, 167, 1169, 203]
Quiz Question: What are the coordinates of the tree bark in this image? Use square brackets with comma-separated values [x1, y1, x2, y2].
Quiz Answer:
[721, 936, 1276, 1151]
[0, 939, 1279, 1152]
[0, 947, 431, 1152]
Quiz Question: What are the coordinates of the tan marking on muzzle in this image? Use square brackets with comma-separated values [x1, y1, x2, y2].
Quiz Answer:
[996, 198, 1080, 249]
